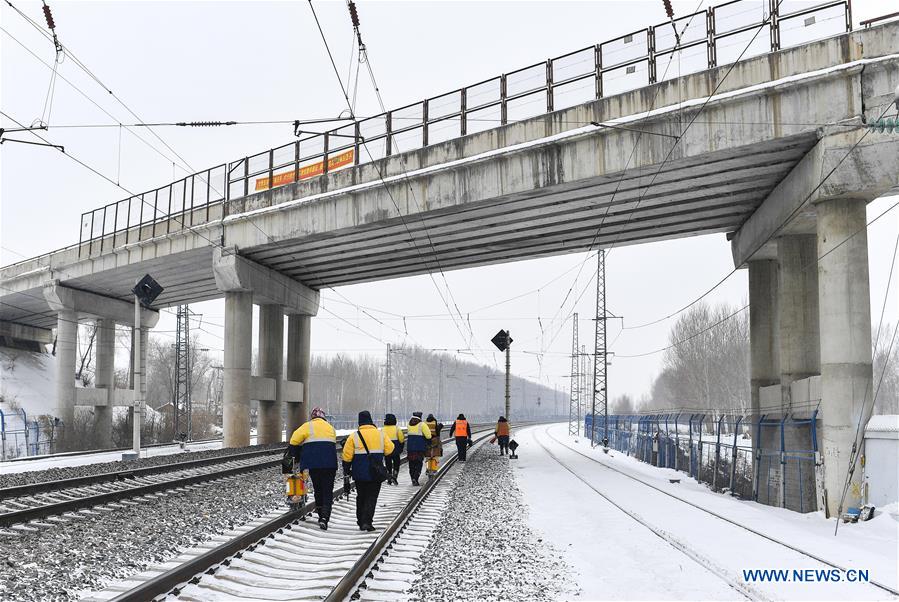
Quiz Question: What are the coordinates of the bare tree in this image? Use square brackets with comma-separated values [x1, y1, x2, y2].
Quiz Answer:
[646, 301, 750, 416]
[873, 323, 899, 415]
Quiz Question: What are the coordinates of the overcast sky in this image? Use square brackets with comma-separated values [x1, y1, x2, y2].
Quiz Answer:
[2, 1, 897, 411]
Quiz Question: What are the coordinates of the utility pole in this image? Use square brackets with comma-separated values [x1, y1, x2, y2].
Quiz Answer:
[385, 343, 392, 415]
[591, 250, 609, 450]
[580, 344, 587, 428]
[504, 331, 511, 421]
[568, 312, 580, 436]
[438, 358, 444, 420]
[173, 305, 192, 441]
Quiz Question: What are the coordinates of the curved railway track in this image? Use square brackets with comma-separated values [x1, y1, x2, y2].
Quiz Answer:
[539, 425, 899, 600]
[0, 448, 283, 529]
[85, 427, 500, 602]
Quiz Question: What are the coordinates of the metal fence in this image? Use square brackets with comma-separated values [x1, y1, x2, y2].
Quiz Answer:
[72, 0, 850, 260]
[0, 408, 59, 459]
[585, 410, 820, 513]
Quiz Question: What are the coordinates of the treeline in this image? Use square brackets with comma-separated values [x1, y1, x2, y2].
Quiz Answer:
[628, 302, 898, 416]
[309, 345, 565, 421]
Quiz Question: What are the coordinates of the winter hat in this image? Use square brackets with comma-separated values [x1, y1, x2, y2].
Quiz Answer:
[457, 413, 466, 420]
[358, 410, 374, 426]
[384, 413, 397, 426]
[311, 407, 326, 420]
[426, 413, 436, 422]
[412, 411, 423, 418]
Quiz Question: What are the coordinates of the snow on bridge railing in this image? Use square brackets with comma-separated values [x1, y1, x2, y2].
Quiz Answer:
[75, 0, 850, 259]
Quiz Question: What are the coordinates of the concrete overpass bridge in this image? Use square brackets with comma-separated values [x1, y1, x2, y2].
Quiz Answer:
[2, 0, 897, 515]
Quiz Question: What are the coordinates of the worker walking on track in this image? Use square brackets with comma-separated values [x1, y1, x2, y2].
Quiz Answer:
[286, 406, 337, 530]
[450, 413, 472, 461]
[425, 413, 443, 477]
[342, 410, 394, 531]
[382, 413, 404, 485]
[495, 416, 511, 456]
[405, 411, 431, 486]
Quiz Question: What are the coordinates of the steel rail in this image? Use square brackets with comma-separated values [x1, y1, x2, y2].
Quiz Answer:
[324, 429, 496, 602]
[0, 436, 225, 464]
[105, 424, 501, 602]
[543, 426, 899, 598]
[535, 427, 761, 601]
[0, 446, 281, 500]
[0, 455, 282, 528]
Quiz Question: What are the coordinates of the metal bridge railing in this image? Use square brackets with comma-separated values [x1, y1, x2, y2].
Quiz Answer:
[71, 0, 850, 260]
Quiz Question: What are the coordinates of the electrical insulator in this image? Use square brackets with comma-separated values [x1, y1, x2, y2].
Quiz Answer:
[662, 0, 674, 19]
[42, 3, 56, 30]
[348, 1, 360, 28]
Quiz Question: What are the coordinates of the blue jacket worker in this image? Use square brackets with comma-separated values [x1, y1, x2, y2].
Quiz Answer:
[287, 406, 337, 530]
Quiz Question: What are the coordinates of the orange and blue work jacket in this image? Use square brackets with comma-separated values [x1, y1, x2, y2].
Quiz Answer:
[288, 418, 337, 470]
[342, 425, 395, 481]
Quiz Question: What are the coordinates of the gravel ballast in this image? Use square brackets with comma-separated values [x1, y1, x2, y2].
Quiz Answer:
[0, 443, 283, 489]
[408, 442, 576, 601]
[0, 467, 285, 601]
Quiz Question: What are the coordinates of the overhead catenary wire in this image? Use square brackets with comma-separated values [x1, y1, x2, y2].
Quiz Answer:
[306, 0, 482, 362]
[3, 5, 439, 354]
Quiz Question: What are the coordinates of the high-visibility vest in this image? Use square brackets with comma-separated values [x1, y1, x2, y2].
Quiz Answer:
[496, 421, 510, 436]
[454, 419, 468, 437]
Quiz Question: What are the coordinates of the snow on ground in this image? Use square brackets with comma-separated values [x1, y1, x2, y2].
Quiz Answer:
[515, 423, 898, 601]
[0, 467, 285, 602]
[408, 441, 576, 601]
[0, 347, 56, 417]
[0, 435, 263, 477]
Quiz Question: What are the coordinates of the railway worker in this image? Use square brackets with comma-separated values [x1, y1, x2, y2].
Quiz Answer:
[425, 413, 443, 475]
[382, 413, 405, 485]
[405, 411, 431, 486]
[343, 410, 394, 531]
[495, 416, 511, 456]
[286, 406, 337, 530]
[450, 413, 472, 461]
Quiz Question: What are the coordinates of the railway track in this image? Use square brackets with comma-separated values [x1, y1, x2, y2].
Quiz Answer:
[0, 448, 283, 529]
[538, 425, 899, 600]
[85, 427, 498, 602]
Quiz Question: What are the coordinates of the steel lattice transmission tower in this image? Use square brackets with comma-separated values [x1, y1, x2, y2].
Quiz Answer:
[173, 305, 192, 441]
[591, 250, 609, 449]
[567, 312, 580, 436]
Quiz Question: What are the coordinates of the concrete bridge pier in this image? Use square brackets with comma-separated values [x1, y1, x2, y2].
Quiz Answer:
[257, 304, 284, 444]
[94, 318, 115, 449]
[816, 197, 874, 516]
[286, 314, 312, 437]
[44, 283, 158, 451]
[223, 291, 253, 448]
[213, 247, 319, 448]
[54, 308, 78, 451]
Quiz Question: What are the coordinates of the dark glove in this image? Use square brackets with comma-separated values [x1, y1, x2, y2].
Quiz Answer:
[342, 461, 352, 478]
[467, 439, 472, 448]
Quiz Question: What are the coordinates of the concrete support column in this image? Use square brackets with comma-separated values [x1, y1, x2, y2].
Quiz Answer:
[816, 197, 874, 517]
[223, 291, 253, 448]
[286, 314, 311, 437]
[778, 235, 820, 398]
[749, 259, 781, 504]
[749, 260, 780, 417]
[257, 304, 284, 444]
[55, 309, 77, 451]
[94, 318, 115, 449]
